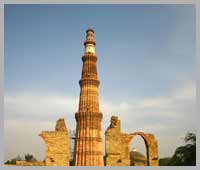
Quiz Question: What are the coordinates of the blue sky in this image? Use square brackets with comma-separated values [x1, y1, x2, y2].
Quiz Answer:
[4, 4, 196, 161]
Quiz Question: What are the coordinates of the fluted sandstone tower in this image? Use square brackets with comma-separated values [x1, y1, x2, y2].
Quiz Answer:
[74, 28, 104, 166]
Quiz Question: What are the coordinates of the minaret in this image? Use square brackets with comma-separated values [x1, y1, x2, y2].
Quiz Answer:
[74, 28, 104, 166]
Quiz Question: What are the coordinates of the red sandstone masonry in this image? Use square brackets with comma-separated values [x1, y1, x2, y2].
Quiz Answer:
[74, 28, 104, 166]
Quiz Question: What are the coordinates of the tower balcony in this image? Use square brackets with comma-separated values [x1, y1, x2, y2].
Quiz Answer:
[84, 40, 96, 46]
[79, 78, 100, 87]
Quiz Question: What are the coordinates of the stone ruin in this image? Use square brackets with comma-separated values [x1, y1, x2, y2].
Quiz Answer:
[38, 116, 158, 166]
[105, 116, 159, 166]
[39, 118, 70, 166]
[16, 116, 158, 166]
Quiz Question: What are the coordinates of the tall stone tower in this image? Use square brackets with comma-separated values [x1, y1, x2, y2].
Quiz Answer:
[74, 28, 104, 166]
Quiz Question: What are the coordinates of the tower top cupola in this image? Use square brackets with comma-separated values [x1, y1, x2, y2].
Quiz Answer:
[86, 27, 95, 33]
[84, 27, 96, 53]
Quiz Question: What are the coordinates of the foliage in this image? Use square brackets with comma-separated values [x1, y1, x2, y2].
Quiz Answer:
[4, 154, 22, 165]
[5, 153, 37, 165]
[24, 153, 37, 162]
[159, 157, 171, 166]
[184, 132, 196, 144]
[159, 132, 196, 166]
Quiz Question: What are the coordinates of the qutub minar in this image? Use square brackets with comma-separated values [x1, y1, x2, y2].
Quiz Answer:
[16, 28, 159, 166]
[74, 28, 104, 165]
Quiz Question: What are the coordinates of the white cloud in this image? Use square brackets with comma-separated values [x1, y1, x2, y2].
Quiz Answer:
[4, 119, 52, 161]
[5, 94, 79, 123]
[4, 81, 196, 160]
[4, 93, 79, 161]
[101, 81, 195, 118]
[100, 81, 196, 157]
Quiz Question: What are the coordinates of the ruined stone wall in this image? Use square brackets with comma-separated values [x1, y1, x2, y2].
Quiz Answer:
[39, 118, 70, 166]
[105, 116, 159, 166]
[105, 116, 130, 166]
[16, 161, 44, 166]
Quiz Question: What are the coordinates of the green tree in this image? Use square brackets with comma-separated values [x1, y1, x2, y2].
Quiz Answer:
[24, 153, 37, 162]
[159, 157, 171, 166]
[4, 160, 10, 165]
[4, 154, 22, 165]
[168, 132, 196, 166]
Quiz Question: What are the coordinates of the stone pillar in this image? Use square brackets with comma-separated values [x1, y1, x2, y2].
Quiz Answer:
[145, 134, 159, 166]
[73, 28, 104, 166]
[39, 118, 70, 166]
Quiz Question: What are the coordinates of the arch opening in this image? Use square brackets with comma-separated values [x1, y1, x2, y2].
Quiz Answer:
[105, 116, 159, 166]
[129, 135, 149, 166]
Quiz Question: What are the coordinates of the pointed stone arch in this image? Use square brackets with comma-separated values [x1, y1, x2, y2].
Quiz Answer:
[125, 132, 159, 166]
[105, 116, 159, 166]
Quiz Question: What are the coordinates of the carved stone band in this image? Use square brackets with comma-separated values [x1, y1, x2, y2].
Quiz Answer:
[82, 55, 97, 62]
[75, 112, 103, 121]
[84, 40, 96, 46]
[79, 79, 100, 86]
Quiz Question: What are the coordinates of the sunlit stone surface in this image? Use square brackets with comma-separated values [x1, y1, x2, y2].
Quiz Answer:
[73, 28, 104, 166]
[105, 116, 159, 166]
[39, 118, 70, 166]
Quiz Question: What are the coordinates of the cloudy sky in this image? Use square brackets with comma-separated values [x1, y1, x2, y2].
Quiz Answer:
[4, 4, 196, 161]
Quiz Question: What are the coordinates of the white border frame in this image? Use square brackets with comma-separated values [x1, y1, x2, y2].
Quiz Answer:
[0, 1, 199, 170]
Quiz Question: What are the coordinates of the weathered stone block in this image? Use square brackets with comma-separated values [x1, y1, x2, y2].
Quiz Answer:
[16, 161, 44, 166]
[39, 118, 70, 166]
